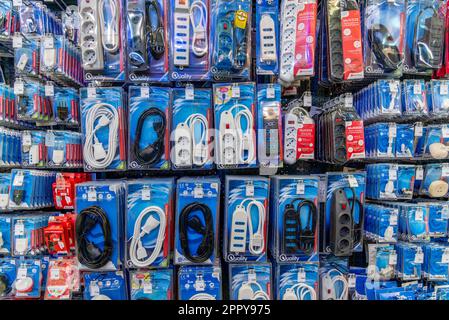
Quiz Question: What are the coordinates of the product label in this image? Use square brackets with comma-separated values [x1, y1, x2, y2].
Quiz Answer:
[294, 3, 317, 76]
[234, 10, 248, 29]
[296, 122, 315, 159]
[345, 120, 365, 160]
[340, 9, 364, 80]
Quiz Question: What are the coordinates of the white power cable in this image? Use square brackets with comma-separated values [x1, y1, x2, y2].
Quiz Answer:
[99, 0, 120, 53]
[283, 283, 317, 300]
[185, 113, 209, 166]
[229, 104, 256, 164]
[129, 206, 166, 268]
[322, 270, 349, 300]
[189, 0, 208, 57]
[238, 280, 269, 300]
[190, 293, 216, 300]
[83, 103, 119, 170]
[239, 199, 265, 255]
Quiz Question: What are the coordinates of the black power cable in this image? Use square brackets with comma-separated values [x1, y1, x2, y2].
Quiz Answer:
[147, 0, 165, 59]
[75, 206, 113, 269]
[282, 198, 317, 255]
[133, 107, 166, 166]
[179, 202, 214, 263]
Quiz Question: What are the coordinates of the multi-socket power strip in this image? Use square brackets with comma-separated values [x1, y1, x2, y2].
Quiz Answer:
[174, 0, 191, 67]
[259, 14, 277, 63]
[79, 0, 104, 71]
[284, 107, 315, 164]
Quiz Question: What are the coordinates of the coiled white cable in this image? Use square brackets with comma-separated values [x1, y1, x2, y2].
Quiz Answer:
[99, 0, 120, 53]
[229, 104, 256, 164]
[185, 113, 209, 166]
[83, 103, 119, 170]
[190, 293, 216, 300]
[239, 199, 265, 255]
[129, 206, 166, 268]
[239, 281, 269, 300]
[283, 283, 317, 300]
[189, 0, 208, 57]
[322, 270, 349, 300]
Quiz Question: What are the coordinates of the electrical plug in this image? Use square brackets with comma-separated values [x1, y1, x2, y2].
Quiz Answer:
[93, 142, 107, 160]
[136, 240, 148, 260]
[282, 288, 298, 300]
[238, 283, 254, 300]
[141, 216, 160, 235]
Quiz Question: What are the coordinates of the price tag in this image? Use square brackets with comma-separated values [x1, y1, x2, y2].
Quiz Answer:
[389, 253, 397, 265]
[441, 83, 449, 95]
[442, 164, 449, 177]
[13, 173, 24, 187]
[140, 86, 149, 98]
[414, 123, 423, 137]
[44, 37, 54, 49]
[266, 86, 275, 99]
[442, 205, 449, 220]
[245, 183, 254, 197]
[45, 84, 54, 97]
[388, 123, 397, 138]
[87, 87, 96, 98]
[389, 214, 398, 226]
[141, 187, 151, 200]
[414, 251, 424, 264]
[14, 222, 24, 235]
[22, 133, 32, 147]
[303, 93, 312, 107]
[388, 166, 398, 181]
[347, 175, 359, 188]
[17, 267, 27, 279]
[12, 35, 22, 48]
[442, 126, 449, 138]
[413, 81, 422, 95]
[143, 282, 153, 294]
[344, 94, 353, 108]
[50, 268, 60, 280]
[185, 85, 194, 100]
[296, 181, 305, 195]
[231, 84, 240, 98]
[87, 188, 97, 202]
[415, 166, 424, 180]
[415, 207, 424, 221]
[442, 249, 449, 264]
[14, 82, 24, 95]
[193, 185, 204, 199]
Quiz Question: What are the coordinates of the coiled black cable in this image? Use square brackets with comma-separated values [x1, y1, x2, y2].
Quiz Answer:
[179, 202, 214, 263]
[75, 206, 113, 269]
[133, 107, 166, 166]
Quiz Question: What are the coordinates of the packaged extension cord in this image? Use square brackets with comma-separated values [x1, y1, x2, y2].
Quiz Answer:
[276, 263, 318, 300]
[229, 264, 271, 300]
[270, 175, 319, 263]
[367, 243, 397, 281]
[323, 172, 365, 256]
[364, 204, 398, 244]
[395, 242, 423, 281]
[75, 181, 125, 271]
[366, 164, 415, 200]
[12, 214, 50, 257]
[171, 86, 213, 170]
[175, 176, 220, 265]
[13, 35, 40, 77]
[362, 0, 405, 77]
[257, 84, 282, 169]
[209, 0, 252, 80]
[397, 202, 430, 242]
[128, 86, 171, 170]
[21, 130, 46, 168]
[130, 268, 174, 300]
[224, 176, 269, 262]
[126, 179, 174, 268]
[213, 82, 257, 169]
[126, 0, 170, 82]
[422, 124, 449, 159]
[83, 271, 127, 300]
[169, 0, 210, 80]
[178, 265, 222, 300]
[46, 131, 83, 168]
[404, 0, 446, 75]
[401, 79, 428, 118]
[425, 201, 449, 238]
[419, 163, 449, 198]
[427, 80, 449, 117]
[422, 243, 449, 281]
[256, 0, 279, 76]
[79, 0, 125, 81]
[80, 87, 127, 172]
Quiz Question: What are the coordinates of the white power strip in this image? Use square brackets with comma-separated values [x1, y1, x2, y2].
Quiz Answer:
[219, 111, 238, 165]
[321, 270, 349, 300]
[283, 107, 313, 164]
[79, 0, 104, 70]
[260, 14, 277, 63]
[174, 0, 191, 67]
[279, 0, 299, 84]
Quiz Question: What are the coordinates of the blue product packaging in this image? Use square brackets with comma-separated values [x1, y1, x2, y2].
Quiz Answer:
[14, 36, 40, 77]
[229, 263, 271, 300]
[171, 86, 214, 170]
[126, 0, 170, 82]
[401, 79, 428, 117]
[79, 0, 125, 82]
[255, 0, 279, 75]
[364, 203, 398, 243]
[425, 201, 449, 238]
[213, 82, 257, 169]
[397, 203, 430, 242]
[270, 175, 319, 263]
[83, 271, 127, 300]
[276, 263, 318, 300]
[0, 215, 12, 255]
[0, 258, 17, 298]
[257, 83, 282, 169]
[129, 268, 174, 300]
[209, 0, 252, 80]
[169, 0, 210, 80]
[428, 80, 449, 117]
[178, 265, 222, 300]
[128, 86, 171, 170]
[419, 163, 449, 198]
[396, 123, 416, 158]
[423, 243, 449, 281]
[75, 181, 125, 271]
[324, 172, 366, 255]
[126, 179, 174, 268]
[396, 242, 423, 281]
[14, 259, 42, 299]
[367, 243, 396, 281]
[423, 124, 449, 160]
[0, 173, 10, 210]
[175, 176, 220, 265]
[224, 176, 269, 262]
[21, 130, 46, 168]
[80, 87, 127, 172]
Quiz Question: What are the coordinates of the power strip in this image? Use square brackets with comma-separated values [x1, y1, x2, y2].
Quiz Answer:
[330, 188, 354, 257]
[174, 123, 193, 167]
[284, 107, 314, 164]
[321, 270, 349, 300]
[279, 0, 297, 84]
[219, 111, 238, 165]
[79, 0, 104, 71]
[174, 0, 191, 67]
[259, 14, 277, 63]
